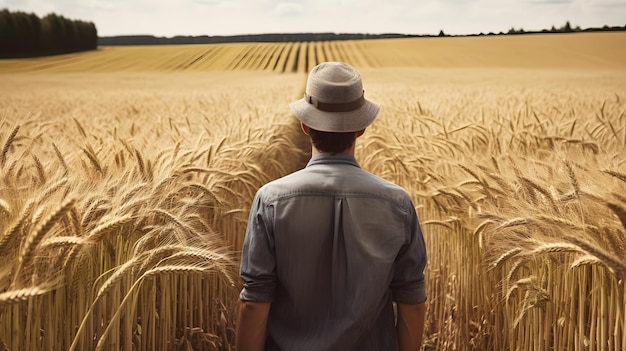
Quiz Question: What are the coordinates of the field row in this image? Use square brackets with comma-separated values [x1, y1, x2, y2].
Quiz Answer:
[0, 41, 366, 73]
[0, 32, 625, 73]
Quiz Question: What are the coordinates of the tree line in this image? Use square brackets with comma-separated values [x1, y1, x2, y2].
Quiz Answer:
[97, 32, 417, 46]
[99, 21, 626, 46]
[0, 9, 97, 58]
[440, 21, 626, 37]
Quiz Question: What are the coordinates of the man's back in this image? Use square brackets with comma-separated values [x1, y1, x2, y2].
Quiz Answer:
[236, 62, 426, 351]
[240, 153, 427, 351]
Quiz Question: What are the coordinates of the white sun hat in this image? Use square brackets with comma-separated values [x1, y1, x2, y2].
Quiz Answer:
[289, 62, 380, 132]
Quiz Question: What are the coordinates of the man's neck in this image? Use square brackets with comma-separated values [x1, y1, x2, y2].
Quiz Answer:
[311, 144, 356, 157]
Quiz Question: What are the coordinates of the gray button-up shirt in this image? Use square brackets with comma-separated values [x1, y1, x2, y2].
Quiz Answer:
[240, 153, 427, 351]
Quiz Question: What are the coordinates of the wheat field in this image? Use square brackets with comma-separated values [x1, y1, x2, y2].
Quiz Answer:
[1, 32, 625, 350]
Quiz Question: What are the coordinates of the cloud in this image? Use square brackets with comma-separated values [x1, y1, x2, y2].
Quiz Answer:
[526, 0, 572, 4]
[193, 0, 220, 5]
[0, 0, 57, 16]
[272, 2, 304, 17]
[1, 0, 624, 37]
[585, 0, 626, 7]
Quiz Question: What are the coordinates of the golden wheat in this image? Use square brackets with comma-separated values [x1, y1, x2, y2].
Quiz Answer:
[1, 33, 625, 351]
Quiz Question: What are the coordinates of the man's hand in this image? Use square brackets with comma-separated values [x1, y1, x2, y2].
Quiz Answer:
[397, 302, 426, 351]
[235, 300, 271, 351]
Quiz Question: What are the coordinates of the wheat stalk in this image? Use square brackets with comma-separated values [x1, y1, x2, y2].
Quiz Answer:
[95, 256, 144, 301]
[93, 264, 213, 351]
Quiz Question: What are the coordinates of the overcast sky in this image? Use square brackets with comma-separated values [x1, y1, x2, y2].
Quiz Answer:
[2, 0, 625, 37]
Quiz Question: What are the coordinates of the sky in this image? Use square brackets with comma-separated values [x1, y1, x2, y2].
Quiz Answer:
[2, 0, 625, 37]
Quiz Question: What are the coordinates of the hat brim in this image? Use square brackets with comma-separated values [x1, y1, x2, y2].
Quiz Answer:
[289, 98, 380, 133]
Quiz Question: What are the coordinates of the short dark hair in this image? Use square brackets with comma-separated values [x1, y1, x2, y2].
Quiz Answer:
[307, 127, 357, 154]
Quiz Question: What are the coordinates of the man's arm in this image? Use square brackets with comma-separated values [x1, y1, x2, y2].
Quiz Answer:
[396, 302, 426, 351]
[235, 300, 271, 351]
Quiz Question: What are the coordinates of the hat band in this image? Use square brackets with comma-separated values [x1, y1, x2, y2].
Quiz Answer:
[305, 92, 365, 112]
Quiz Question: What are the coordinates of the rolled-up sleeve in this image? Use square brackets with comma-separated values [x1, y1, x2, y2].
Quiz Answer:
[391, 202, 427, 304]
[239, 190, 277, 302]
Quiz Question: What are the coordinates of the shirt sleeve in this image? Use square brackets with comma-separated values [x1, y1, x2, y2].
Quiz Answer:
[239, 190, 277, 302]
[391, 200, 427, 304]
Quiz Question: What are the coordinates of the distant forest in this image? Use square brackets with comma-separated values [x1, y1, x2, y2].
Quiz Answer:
[99, 22, 626, 46]
[0, 9, 97, 58]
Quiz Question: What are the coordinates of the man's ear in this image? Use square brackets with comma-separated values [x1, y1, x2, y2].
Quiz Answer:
[356, 128, 366, 138]
[301, 122, 311, 135]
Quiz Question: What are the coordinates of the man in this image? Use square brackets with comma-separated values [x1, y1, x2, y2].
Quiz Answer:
[236, 62, 427, 351]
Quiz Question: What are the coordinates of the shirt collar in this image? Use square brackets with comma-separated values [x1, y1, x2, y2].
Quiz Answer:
[306, 153, 361, 168]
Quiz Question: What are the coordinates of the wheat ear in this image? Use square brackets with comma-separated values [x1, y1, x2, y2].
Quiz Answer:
[40, 236, 85, 250]
[72, 117, 87, 138]
[607, 202, 626, 232]
[88, 215, 134, 242]
[96, 245, 185, 302]
[36, 177, 68, 204]
[51, 142, 69, 175]
[135, 148, 147, 181]
[18, 198, 76, 268]
[492, 248, 523, 269]
[570, 255, 601, 268]
[1, 125, 20, 167]
[82, 147, 103, 174]
[566, 236, 626, 277]
[602, 169, 626, 184]
[0, 198, 11, 218]
[527, 242, 585, 255]
[0, 201, 35, 253]
[563, 160, 580, 196]
[498, 217, 531, 229]
[0, 287, 49, 307]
